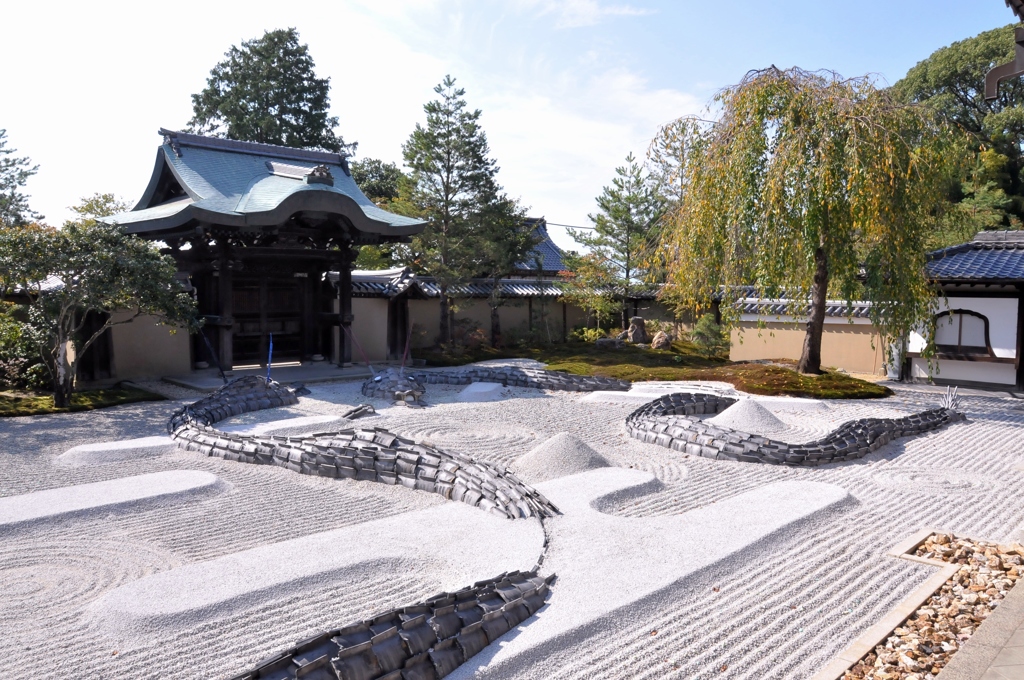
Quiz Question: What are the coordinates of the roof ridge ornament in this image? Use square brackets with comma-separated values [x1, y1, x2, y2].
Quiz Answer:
[304, 164, 334, 186]
[161, 129, 182, 157]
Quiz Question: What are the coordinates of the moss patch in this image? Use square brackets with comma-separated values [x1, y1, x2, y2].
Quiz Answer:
[413, 342, 891, 399]
[0, 387, 165, 417]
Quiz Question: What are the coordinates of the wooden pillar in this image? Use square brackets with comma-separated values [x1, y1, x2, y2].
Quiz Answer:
[338, 248, 354, 366]
[302, 268, 316, 360]
[258, 277, 269, 367]
[528, 297, 534, 332]
[562, 302, 568, 343]
[218, 244, 234, 371]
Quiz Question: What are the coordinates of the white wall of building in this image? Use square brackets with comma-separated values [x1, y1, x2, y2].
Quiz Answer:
[908, 296, 1018, 359]
[910, 358, 1017, 385]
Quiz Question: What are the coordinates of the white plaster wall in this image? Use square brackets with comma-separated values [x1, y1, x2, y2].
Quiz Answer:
[908, 297, 1019, 359]
[351, 298, 389, 362]
[910, 358, 1017, 385]
[941, 297, 1018, 358]
[108, 313, 191, 380]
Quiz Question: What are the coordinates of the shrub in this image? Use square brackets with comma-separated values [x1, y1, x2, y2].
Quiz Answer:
[0, 302, 47, 391]
[690, 314, 730, 359]
[569, 325, 607, 343]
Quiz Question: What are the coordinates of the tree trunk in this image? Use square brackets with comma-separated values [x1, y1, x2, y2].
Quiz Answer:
[439, 291, 451, 346]
[797, 245, 829, 375]
[53, 339, 74, 408]
[490, 304, 502, 348]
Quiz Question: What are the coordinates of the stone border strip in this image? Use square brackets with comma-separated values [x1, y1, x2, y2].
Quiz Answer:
[0, 471, 226, 530]
[935, 558, 1024, 679]
[230, 571, 554, 680]
[625, 392, 965, 466]
[809, 528, 962, 680]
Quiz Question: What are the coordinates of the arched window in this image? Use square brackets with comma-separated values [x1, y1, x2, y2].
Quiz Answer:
[934, 309, 992, 357]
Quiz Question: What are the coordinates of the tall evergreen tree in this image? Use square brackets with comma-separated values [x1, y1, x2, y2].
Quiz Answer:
[403, 75, 504, 346]
[569, 153, 663, 329]
[350, 158, 404, 206]
[188, 28, 350, 152]
[0, 130, 41, 227]
[895, 24, 1024, 235]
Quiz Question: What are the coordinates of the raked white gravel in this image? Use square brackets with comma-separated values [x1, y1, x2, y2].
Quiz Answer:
[0, 376, 1022, 679]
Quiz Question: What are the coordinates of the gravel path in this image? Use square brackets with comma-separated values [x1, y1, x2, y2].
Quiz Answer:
[1, 378, 1022, 679]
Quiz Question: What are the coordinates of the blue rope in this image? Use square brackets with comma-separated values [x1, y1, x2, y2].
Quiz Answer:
[266, 332, 273, 380]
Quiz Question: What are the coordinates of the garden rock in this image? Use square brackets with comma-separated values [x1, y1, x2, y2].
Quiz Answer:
[595, 337, 622, 350]
[627, 317, 648, 344]
[651, 331, 672, 350]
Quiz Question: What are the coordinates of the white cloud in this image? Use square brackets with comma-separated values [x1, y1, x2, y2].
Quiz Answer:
[0, 0, 695, 253]
[514, 0, 654, 28]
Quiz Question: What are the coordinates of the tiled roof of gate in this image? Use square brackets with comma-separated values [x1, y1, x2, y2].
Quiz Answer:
[926, 230, 1024, 282]
[103, 130, 425, 237]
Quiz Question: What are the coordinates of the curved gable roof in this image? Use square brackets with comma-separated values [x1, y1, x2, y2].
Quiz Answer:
[104, 130, 425, 238]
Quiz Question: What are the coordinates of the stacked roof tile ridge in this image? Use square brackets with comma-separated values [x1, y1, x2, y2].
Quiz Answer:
[626, 392, 965, 466]
[231, 571, 555, 680]
[168, 376, 559, 520]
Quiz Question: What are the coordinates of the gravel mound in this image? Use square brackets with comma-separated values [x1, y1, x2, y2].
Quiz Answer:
[706, 398, 787, 434]
[511, 433, 610, 483]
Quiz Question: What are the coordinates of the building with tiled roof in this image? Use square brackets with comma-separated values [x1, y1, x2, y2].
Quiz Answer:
[903, 231, 1024, 389]
[102, 129, 426, 372]
[514, 218, 566, 277]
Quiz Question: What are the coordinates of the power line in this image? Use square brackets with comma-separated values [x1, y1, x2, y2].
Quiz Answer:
[545, 221, 596, 231]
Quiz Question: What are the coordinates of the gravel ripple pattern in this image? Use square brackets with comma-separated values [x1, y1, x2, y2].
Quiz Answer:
[1, 378, 1023, 678]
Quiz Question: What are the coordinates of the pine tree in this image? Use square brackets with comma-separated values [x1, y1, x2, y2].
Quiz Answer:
[569, 153, 663, 329]
[0, 130, 41, 227]
[403, 75, 504, 346]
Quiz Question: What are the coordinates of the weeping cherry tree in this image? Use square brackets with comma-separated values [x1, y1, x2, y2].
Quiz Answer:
[658, 67, 969, 374]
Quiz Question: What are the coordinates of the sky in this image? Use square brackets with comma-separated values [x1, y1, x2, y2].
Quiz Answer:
[0, 0, 1015, 251]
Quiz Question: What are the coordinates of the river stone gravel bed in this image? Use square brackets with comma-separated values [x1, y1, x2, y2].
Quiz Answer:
[842, 533, 1023, 679]
[1, 378, 1023, 679]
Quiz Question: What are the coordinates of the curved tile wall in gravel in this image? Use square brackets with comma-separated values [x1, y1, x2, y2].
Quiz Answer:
[173, 425, 558, 519]
[625, 392, 965, 467]
[168, 376, 303, 434]
[362, 366, 630, 400]
[230, 570, 554, 680]
[168, 377, 558, 520]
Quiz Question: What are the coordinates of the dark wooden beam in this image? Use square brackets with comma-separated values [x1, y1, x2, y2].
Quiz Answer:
[338, 247, 354, 366]
[217, 244, 234, 371]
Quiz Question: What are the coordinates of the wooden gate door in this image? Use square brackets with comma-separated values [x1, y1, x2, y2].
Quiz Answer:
[232, 277, 304, 366]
